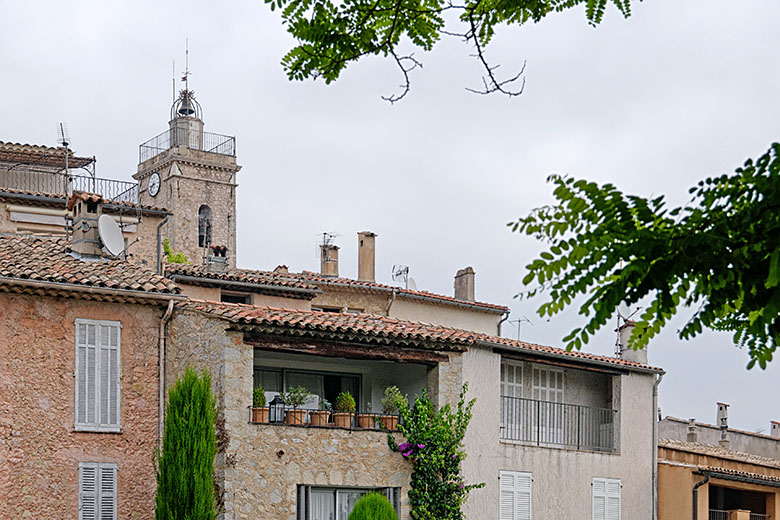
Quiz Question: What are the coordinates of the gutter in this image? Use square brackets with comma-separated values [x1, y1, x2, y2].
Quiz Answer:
[385, 288, 398, 315]
[159, 299, 174, 446]
[0, 275, 185, 302]
[653, 373, 664, 520]
[157, 214, 170, 275]
[497, 310, 510, 336]
[692, 473, 710, 520]
[167, 273, 321, 298]
[477, 338, 665, 375]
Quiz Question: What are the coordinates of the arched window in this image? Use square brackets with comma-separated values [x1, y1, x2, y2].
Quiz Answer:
[198, 205, 212, 247]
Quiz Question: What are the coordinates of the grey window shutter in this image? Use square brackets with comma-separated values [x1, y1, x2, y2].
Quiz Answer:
[76, 323, 88, 425]
[99, 464, 117, 520]
[79, 463, 98, 520]
[99, 325, 111, 426]
[86, 324, 97, 425]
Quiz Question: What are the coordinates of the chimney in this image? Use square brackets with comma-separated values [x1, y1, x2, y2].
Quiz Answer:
[771, 421, 780, 439]
[320, 244, 339, 277]
[454, 266, 475, 302]
[68, 192, 105, 257]
[357, 231, 376, 282]
[717, 402, 729, 430]
[617, 320, 648, 365]
[274, 265, 289, 275]
[687, 419, 698, 443]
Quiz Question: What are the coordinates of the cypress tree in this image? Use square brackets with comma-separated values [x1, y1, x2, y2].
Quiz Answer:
[156, 367, 217, 520]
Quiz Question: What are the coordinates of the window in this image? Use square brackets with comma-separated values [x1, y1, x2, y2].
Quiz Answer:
[79, 462, 117, 520]
[592, 478, 621, 520]
[531, 366, 564, 444]
[75, 319, 121, 432]
[499, 471, 532, 520]
[500, 360, 523, 436]
[198, 205, 212, 247]
[254, 368, 361, 411]
[221, 291, 251, 304]
[297, 486, 400, 520]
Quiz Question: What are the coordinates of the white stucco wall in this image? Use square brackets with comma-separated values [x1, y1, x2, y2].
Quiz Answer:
[460, 347, 658, 519]
[389, 299, 500, 335]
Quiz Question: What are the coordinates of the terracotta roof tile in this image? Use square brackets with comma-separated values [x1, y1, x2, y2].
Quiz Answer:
[659, 438, 780, 468]
[0, 234, 179, 295]
[0, 187, 168, 213]
[178, 299, 660, 372]
[0, 141, 94, 169]
[165, 263, 318, 293]
[698, 466, 780, 483]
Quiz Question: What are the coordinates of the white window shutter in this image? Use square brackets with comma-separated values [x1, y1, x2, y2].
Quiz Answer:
[76, 320, 121, 431]
[76, 323, 88, 425]
[606, 479, 621, 520]
[500, 471, 532, 520]
[79, 463, 98, 520]
[592, 478, 606, 520]
[99, 325, 110, 426]
[516, 472, 532, 520]
[499, 471, 515, 520]
[99, 465, 117, 520]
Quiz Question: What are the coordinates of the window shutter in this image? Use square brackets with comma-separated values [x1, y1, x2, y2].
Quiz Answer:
[516, 473, 532, 520]
[99, 465, 117, 520]
[592, 478, 622, 520]
[75, 321, 120, 431]
[107, 324, 120, 427]
[76, 323, 88, 425]
[499, 471, 515, 520]
[79, 463, 98, 520]
[606, 479, 621, 520]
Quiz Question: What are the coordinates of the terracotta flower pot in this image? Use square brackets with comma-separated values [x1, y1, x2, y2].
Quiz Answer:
[379, 414, 399, 431]
[332, 412, 353, 428]
[285, 409, 307, 425]
[358, 413, 378, 429]
[309, 410, 331, 426]
[252, 407, 269, 424]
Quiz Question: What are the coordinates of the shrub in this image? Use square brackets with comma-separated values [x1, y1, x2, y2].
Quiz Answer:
[321, 397, 332, 411]
[253, 386, 266, 408]
[347, 492, 398, 520]
[155, 367, 216, 520]
[163, 238, 189, 264]
[381, 386, 405, 414]
[334, 391, 356, 412]
[282, 386, 310, 409]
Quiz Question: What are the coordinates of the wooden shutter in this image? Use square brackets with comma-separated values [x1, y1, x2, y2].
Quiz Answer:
[79, 463, 98, 520]
[99, 464, 117, 520]
[382, 487, 401, 517]
[76, 320, 120, 431]
[500, 471, 532, 520]
[593, 478, 620, 520]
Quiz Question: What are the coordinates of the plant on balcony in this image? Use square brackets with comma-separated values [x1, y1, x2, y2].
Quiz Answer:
[388, 383, 484, 520]
[333, 391, 356, 428]
[163, 238, 189, 264]
[282, 386, 310, 425]
[251, 385, 269, 423]
[310, 397, 332, 427]
[379, 386, 404, 431]
[347, 492, 398, 520]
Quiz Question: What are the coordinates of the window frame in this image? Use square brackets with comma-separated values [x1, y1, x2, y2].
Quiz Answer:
[74, 319, 122, 433]
[78, 461, 118, 520]
[296, 485, 400, 520]
[254, 366, 362, 410]
[592, 477, 621, 520]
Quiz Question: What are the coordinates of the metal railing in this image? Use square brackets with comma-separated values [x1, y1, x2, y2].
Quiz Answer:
[139, 127, 235, 163]
[709, 510, 728, 520]
[500, 396, 616, 451]
[1, 169, 138, 203]
[750, 514, 769, 520]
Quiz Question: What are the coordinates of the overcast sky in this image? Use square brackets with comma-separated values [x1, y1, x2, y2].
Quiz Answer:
[1, 0, 778, 433]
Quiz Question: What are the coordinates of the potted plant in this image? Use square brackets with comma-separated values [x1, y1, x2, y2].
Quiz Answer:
[252, 385, 269, 423]
[358, 401, 378, 429]
[282, 386, 310, 425]
[333, 391, 355, 428]
[379, 385, 404, 430]
[309, 397, 331, 427]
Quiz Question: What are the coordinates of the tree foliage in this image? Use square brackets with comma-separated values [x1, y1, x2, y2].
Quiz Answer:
[387, 384, 483, 520]
[156, 367, 217, 520]
[347, 492, 399, 520]
[510, 143, 780, 369]
[265, 0, 637, 101]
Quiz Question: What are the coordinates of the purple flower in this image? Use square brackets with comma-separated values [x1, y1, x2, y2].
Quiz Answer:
[417, 444, 425, 449]
[459, 483, 465, 489]
[402, 450, 413, 457]
[452, 454, 457, 459]
[398, 442, 411, 452]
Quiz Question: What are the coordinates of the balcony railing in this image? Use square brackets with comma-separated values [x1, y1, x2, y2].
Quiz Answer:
[249, 406, 401, 432]
[139, 127, 236, 163]
[709, 511, 769, 520]
[500, 396, 616, 451]
[750, 514, 769, 520]
[0, 169, 138, 203]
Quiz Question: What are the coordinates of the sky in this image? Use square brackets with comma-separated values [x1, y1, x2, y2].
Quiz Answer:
[1, 0, 778, 433]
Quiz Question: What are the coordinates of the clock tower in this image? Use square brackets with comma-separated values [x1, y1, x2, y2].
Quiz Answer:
[134, 84, 240, 268]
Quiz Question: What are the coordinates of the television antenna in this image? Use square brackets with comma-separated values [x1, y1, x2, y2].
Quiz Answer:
[508, 315, 534, 341]
[56, 122, 70, 173]
[391, 264, 409, 287]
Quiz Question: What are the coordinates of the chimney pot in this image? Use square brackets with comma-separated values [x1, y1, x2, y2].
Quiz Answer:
[454, 266, 475, 302]
[617, 320, 648, 365]
[274, 265, 289, 275]
[687, 418, 698, 443]
[68, 192, 108, 257]
[357, 231, 376, 282]
[717, 402, 729, 430]
[771, 421, 780, 439]
[320, 244, 339, 277]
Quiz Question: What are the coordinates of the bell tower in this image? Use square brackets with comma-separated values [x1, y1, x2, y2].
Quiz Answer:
[134, 76, 240, 268]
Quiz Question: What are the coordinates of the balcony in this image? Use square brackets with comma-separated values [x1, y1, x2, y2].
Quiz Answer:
[0, 169, 138, 203]
[139, 127, 235, 163]
[500, 395, 616, 452]
[249, 405, 401, 432]
[709, 511, 769, 520]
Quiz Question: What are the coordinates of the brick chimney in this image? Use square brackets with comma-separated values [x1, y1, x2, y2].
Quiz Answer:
[454, 267, 475, 301]
[687, 419, 698, 443]
[617, 320, 648, 365]
[320, 244, 339, 277]
[68, 192, 105, 257]
[357, 231, 376, 282]
[771, 421, 780, 439]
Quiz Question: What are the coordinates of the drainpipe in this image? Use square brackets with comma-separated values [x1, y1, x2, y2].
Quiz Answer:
[159, 299, 175, 446]
[157, 214, 170, 275]
[385, 288, 398, 316]
[692, 473, 710, 520]
[497, 310, 510, 336]
[653, 373, 664, 520]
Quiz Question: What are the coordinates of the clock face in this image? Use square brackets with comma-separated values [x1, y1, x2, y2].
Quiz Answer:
[148, 172, 161, 197]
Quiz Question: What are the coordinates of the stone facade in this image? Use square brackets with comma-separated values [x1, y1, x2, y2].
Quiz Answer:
[0, 293, 164, 519]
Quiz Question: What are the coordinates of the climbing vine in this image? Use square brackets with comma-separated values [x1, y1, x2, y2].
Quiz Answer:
[388, 384, 483, 520]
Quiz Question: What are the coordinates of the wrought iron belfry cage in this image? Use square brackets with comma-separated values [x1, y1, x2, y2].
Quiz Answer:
[171, 89, 202, 120]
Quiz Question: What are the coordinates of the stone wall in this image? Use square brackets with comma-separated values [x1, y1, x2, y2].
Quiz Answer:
[0, 293, 164, 519]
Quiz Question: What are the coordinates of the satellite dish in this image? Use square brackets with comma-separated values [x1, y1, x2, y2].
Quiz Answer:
[406, 277, 417, 291]
[98, 214, 125, 257]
